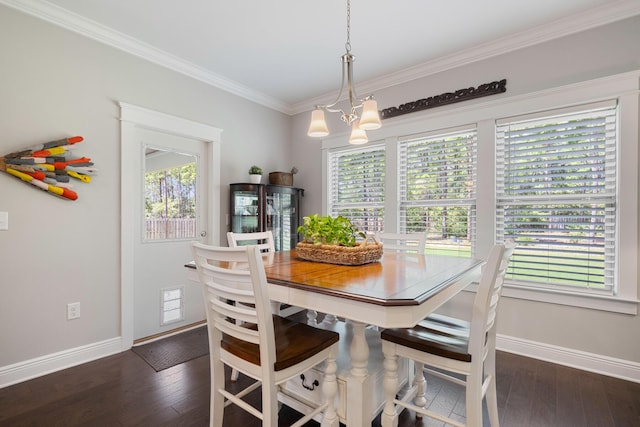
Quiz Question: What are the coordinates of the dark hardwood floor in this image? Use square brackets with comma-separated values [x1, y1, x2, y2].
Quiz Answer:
[1, 345, 639, 426]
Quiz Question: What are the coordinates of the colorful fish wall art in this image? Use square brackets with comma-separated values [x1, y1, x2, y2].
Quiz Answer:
[0, 136, 96, 201]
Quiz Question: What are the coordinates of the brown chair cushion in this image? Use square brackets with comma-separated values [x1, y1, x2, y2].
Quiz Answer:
[381, 314, 472, 362]
[221, 315, 339, 371]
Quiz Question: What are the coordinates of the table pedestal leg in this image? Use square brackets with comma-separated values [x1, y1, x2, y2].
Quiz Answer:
[322, 313, 338, 326]
[347, 321, 370, 426]
[324, 314, 337, 323]
[307, 310, 318, 325]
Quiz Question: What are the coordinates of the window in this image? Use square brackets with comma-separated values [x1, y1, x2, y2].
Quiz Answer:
[328, 145, 385, 233]
[496, 101, 617, 294]
[399, 128, 477, 257]
[323, 73, 637, 313]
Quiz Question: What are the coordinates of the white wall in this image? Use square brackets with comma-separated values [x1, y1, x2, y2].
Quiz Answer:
[291, 15, 640, 368]
[0, 5, 293, 370]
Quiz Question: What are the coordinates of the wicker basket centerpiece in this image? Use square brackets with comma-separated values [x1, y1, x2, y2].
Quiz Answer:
[296, 214, 383, 265]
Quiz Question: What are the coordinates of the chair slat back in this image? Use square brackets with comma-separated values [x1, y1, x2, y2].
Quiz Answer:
[227, 231, 275, 253]
[191, 243, 276, 365]
[375, 232, 427, 253]
[468, 240, 516, 356]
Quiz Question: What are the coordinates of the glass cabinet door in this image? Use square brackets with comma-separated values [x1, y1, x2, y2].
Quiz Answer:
[266, 186, 302, 251]
[230, 187, 262, 233]
[267, 190, 294, 250]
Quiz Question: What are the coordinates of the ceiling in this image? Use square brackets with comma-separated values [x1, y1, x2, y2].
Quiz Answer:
[3, 0, 639, 114]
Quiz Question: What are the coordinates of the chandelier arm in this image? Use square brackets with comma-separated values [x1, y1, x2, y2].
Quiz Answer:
[317, 54, 349, 111]
[324, 106, 346, 114]
[318, 53, 364, 115]
[346, 54, 357, 109]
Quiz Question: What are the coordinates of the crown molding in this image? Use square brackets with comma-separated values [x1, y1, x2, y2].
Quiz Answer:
[0, 0, 292, 115]
[291, 0, 640, 114]
[2, 0, 639, 117]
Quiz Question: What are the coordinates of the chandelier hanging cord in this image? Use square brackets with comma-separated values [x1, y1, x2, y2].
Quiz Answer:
[345, 0, 351, 54]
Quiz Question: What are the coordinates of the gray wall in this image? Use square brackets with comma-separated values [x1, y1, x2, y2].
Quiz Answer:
[291, 15, 640, 364]
[0, 5, 293, 367]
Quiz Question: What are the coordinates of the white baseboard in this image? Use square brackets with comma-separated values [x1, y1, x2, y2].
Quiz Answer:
[2, 334, 638, 388]
[497, 333, 640, 383]
[0, 337, 122, 388]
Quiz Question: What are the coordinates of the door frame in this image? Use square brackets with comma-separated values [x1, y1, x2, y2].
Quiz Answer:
[119, 102, 222, 350]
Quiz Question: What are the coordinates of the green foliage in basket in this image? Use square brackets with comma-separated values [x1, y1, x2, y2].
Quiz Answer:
[297, 214, 366, 247]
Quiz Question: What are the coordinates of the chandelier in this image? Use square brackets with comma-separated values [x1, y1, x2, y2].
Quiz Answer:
[307, 0, 381, 144]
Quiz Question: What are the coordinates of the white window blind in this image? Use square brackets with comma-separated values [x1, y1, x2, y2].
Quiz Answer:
[399, 128, 477, 257]
[328, 145, 385, 233]
[496, 101, 617, 292]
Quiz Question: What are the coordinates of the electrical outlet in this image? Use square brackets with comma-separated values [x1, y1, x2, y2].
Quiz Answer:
[67, 302, 81, 320]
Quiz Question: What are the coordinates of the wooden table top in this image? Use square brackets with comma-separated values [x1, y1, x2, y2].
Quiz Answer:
[262, 250, 482, 307]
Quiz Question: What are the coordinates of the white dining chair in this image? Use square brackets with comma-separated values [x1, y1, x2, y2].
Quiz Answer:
[191, 242, 340, 427]
[375, 232, 427, 253]
[226, 230, 306, 383]
[380, 240, 515, 427]
[226, 230, 275, 253]
[227, 231, 304, 317]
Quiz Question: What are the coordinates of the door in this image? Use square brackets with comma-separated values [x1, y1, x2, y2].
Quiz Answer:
[134, 129, 208, 340]
[120, 102, 222, 347]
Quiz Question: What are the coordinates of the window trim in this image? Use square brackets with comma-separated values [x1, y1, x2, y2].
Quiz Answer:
[321, 71, 639, 314]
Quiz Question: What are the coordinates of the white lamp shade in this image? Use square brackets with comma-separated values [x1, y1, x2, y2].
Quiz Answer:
[349, 120, 368, 145]
[358, 99, 381, 130]
[307, 109, 329, 137]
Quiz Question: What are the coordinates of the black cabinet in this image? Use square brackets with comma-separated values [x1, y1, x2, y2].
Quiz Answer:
[230, 183, 304, 251]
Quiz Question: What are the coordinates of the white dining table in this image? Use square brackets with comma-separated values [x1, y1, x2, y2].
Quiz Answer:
[186, 250, 483, 426]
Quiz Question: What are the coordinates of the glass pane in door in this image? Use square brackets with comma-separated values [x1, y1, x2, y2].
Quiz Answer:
[144, 147, 197, 241]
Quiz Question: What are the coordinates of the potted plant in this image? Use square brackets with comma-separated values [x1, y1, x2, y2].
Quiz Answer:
[248, 165, 262, 184]
[296, 214, 382, 265]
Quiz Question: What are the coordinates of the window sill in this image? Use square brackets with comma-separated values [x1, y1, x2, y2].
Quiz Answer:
[464, 282, 638, 315]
